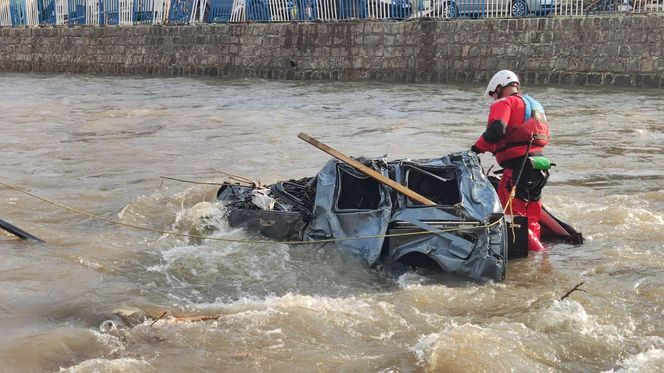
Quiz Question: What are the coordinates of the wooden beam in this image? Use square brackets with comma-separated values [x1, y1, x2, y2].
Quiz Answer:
[298, 133, 436, 206]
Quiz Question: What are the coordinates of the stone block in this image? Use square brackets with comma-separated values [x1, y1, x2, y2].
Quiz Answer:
[655, 57, 664, 70]
[613, 74, 633, 86]
[586, 72, 602, 85]
[559, 72, 574, 85]
[634, 74, 659, 87]
[608, 58, 625, 72]
[574, 73, 588, 85]
[624, 58, 640, 72]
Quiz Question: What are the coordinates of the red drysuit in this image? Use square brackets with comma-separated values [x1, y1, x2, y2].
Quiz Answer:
[473, 94, 549, 251]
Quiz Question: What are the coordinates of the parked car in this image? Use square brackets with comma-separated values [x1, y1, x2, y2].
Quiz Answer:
[419, 0, 555, 18]
[584, 0, 632, 14]
[368, 0, 413, 19]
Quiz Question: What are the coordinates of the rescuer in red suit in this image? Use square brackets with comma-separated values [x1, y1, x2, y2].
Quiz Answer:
[471, 70, 550, 251]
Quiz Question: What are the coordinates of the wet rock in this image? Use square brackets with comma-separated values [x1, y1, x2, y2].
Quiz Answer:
[113, 306, 148, 327]
[99, 320, 119, 333]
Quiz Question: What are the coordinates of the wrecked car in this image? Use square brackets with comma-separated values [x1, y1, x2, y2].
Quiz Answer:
[216, 151, 582, 283]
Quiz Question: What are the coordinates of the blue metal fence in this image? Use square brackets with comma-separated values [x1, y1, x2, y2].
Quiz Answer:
[168, 0, 196, 23]
[10, 0, 26, 25]
[293, 0, 316, 20]
[101, 0, 120, 25]
[67, 0, 86, 24]
[135, 0, 154, 23]
[38, 0, 56, 24]
[208, 0, 234, 21]
[245, 0, 270, 21]
[338, 0, 366, 18]
[1, 0, 662, 26]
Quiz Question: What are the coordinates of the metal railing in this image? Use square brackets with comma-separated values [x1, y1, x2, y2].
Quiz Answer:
[0, 0, 662, 26]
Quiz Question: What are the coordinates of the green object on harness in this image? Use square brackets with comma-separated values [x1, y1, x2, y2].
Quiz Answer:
[529, 156, 553, 170]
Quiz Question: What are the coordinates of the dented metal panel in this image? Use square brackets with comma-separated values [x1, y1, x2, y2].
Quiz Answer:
[217, 151, 508, 282]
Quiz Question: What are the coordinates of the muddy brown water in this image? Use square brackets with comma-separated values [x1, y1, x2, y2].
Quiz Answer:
[0, 74, 663, 373]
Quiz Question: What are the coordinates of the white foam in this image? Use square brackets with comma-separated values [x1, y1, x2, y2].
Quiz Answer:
[58, 358, 152, 373]
[410, 321, 554, 372]
[396, 272, 427, 288]
[532, 300, 628, 343]
[532, 299, 590, 331]
[119, 185, 224, 234]
[171, 201, 228, 235]
[146, 244, 234, 275]
[155, 292, 404, 336]
[578, 194, 664, 236]
[92, 330, 126, 356]
[125, 108, 153, 117]
[603, 348, 664, 373]
[264, 328, 283, 335]
[265, 293, 376, 319]
[410, 332, 443, 368]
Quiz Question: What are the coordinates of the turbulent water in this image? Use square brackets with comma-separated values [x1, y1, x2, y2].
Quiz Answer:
[0, 74, 663, 373]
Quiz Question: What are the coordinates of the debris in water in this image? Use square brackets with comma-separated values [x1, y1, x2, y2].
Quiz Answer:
[560, 281, 586, 300]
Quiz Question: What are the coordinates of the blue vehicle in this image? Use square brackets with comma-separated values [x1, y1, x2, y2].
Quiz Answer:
[368, 0, 412, 19]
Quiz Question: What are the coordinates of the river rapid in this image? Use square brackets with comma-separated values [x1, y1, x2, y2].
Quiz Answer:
[0, 74, 663, 373]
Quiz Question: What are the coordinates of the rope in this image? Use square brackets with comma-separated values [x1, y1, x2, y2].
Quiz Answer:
[0, 182, 501, 245]
[505, 185, 517, 242]
[503, 135, 535, 242]
[159, 175, 251, 187]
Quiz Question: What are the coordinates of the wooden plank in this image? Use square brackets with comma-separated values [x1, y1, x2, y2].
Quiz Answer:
[298, 132, 437, 206]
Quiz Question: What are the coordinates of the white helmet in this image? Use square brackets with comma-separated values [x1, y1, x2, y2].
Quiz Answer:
[484, 70, 520, 100]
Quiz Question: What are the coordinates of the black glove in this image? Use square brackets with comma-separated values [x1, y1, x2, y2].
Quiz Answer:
[470, 145, 480, 154]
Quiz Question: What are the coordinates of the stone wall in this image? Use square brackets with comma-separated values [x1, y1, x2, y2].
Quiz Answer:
[1, 14, 663, 86]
